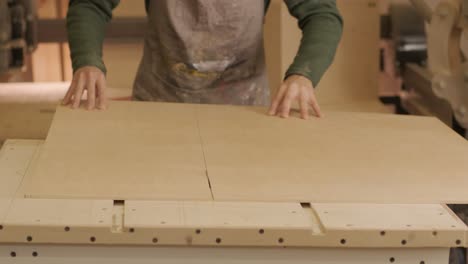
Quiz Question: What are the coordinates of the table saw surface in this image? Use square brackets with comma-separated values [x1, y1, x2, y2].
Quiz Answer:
[1, 101, 468, 249]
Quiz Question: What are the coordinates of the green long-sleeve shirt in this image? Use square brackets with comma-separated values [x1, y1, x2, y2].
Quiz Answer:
[67, 0, 343, 87]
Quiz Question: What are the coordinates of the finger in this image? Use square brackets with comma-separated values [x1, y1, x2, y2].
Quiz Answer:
[72, 77, 85, 109]
[63, 77, 79, 105]
[97, 76, 108, 110]
[268, 84, 287, 116]
[86, 78, 96, 110]
[309, 93, 322, 118]
[62, 83, 75, 106]
[299, 92, 309, 120]
[280, 93, 294, 118]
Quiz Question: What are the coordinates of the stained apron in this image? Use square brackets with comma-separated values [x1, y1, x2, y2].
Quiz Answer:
[133, 0, 269, 106]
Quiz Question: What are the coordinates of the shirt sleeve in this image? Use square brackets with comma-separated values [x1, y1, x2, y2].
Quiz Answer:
[284, 0, 343, 87]
[67, 0, 120, 74]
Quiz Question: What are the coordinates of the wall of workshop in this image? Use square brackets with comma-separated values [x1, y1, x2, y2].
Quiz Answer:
[102, 1, 145, 90]
[265, 0, 381, 107]
[34, 0, 145, 90]
[32, 0, 68, 82]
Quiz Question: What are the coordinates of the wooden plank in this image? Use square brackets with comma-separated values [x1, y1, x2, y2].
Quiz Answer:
[195, 104, 468, 203]
[23, 102, 212, 200]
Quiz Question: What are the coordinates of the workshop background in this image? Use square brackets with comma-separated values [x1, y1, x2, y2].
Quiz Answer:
[0, 0, 467, 141]
[1, 2, 468, 264]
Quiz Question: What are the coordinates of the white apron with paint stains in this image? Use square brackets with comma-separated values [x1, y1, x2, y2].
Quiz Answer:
[133, 0, 269, 106]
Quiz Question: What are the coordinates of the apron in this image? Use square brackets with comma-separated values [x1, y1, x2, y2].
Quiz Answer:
[132, 0, 269, 106]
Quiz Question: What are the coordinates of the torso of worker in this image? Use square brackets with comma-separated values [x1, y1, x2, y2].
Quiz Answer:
[133, 0, 269, 106]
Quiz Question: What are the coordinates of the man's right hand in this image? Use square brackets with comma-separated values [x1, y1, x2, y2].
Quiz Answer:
[62, 66, 108, 110]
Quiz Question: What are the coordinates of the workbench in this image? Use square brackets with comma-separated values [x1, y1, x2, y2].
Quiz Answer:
[1, 101, 468, 263]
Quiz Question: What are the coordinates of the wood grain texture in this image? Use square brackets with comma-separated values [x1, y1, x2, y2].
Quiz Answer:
[23, 102, 468, 203]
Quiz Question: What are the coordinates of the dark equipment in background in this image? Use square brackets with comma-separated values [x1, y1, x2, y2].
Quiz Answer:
[0, 0, 38, 75]
[383, 0, 467, 138]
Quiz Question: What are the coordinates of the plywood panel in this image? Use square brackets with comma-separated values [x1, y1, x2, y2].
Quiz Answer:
[23, 102, 212, 200]
[195, 104, 468, 203]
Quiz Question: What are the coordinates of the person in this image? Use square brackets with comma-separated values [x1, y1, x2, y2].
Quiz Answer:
[63, 0, 343, 119]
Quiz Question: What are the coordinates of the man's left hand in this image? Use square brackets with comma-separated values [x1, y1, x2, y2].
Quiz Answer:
[268, 74, 322, 119]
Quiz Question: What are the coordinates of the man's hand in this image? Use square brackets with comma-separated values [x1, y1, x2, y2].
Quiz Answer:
[62, 66, 108, 110]
[268, 74, 322, 119]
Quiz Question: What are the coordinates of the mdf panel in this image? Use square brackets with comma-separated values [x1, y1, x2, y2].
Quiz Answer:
[195, 104, 468, 203]
[23, 102, 212, 201]
[23, 102, 468, 204]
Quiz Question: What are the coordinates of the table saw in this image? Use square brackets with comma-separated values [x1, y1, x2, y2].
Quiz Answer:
[1, 101, 468, 263]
